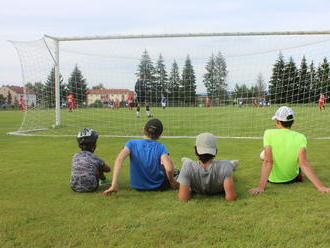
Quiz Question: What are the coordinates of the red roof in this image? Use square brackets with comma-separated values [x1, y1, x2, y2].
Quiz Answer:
[87, 89, 135, 95]
[5, 85, 34, 95]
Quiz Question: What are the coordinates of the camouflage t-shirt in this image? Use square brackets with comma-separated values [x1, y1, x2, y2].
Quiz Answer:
[70, 151, 105, 192]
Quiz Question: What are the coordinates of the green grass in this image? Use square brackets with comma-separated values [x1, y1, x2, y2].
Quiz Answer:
[18, 104, 330, 138]
[1, 110, 330, 247]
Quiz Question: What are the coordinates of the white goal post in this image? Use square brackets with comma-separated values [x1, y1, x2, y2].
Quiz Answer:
[9, 31, 330, 138]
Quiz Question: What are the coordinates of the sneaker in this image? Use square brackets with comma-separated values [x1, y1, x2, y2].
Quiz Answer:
[230, 160, 239, 169]
[174, 168, 180, 179]
[99, 178, 111, 186]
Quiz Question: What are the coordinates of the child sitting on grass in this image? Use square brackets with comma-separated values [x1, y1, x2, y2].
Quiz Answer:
[249, 106, 330, 194]
[70, 128, 111, 192]
[103, 118, 178, 195]
[177, 133, 238, 202]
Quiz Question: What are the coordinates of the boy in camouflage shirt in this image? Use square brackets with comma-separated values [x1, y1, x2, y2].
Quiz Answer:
[70, 128, 111, 192]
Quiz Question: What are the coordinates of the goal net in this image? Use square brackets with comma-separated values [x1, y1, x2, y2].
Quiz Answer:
[10, 32, 330, 138]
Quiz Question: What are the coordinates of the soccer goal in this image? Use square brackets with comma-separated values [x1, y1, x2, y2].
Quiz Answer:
[9, 31, 330, 138]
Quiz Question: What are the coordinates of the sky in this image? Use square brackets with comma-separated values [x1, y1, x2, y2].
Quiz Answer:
[1, 0, 330, 91]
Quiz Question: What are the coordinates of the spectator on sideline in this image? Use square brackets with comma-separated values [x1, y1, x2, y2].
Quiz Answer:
[177, 132, 238, 202]
[103, 119, 178, 195]
[249, 106, 330, 194]
[70, 128, 111, 192]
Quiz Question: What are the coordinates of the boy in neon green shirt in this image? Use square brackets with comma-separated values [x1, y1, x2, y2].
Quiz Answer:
[249, 106, 330, 194]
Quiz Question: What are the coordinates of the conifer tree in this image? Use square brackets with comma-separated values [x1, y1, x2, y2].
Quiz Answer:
[154, 54, 168, 103]
[169, 60, 180, 105]
[284, 57, 298, 103]
[44, 67, 65, 107]
[203, 52, 228, 104]
[317, 58, 330, 101]
[67, 65, 87, 105]
[180, 55, 196, 105]
[136, 50, 155, 103]
[297, 56, 309, 103]
[269, 53, 285, 104]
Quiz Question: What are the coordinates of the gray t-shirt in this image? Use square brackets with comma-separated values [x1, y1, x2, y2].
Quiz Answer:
[70, 151, 105, 192]
[177, 159, 233, 195]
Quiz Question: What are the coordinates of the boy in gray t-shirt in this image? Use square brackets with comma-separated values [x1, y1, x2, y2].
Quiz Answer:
[177, 133, 238, 201]
[70, 128, 111, 192]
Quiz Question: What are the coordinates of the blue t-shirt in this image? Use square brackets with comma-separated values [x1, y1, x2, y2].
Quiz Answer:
[161, 97, 167, 103]
[125, 139, 168, 190]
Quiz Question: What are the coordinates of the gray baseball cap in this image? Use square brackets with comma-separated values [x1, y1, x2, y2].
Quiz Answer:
[196, 132, 217, 155]
[272, 106, 294, 122]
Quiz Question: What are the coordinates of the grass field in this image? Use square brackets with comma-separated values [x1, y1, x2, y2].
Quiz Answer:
[1, 110, 330, 247]
[17, 105, 330, 138]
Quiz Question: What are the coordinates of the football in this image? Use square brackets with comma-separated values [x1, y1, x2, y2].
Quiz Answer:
[259, 150, 265, 160]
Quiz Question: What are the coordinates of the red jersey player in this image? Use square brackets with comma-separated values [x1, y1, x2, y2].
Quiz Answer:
[319, 93, 325, 111]
[67, 94, 75, 112]
[206, 97, 210, 107]
[18, 96, 24, 111]
[127, 95, 133, 110]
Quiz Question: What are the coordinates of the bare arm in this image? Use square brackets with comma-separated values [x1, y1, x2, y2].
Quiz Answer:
[299, 147, 330, 193]
[223, 176, 236, 201]
[249, 145, 273, 194]
[103, 147, 130, 195]
[178, 184, 191, 202]
[161, 153, 178, 188]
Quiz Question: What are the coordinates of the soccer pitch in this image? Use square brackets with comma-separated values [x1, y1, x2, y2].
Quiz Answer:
[18, 105, 330, 138]
[1, 110, 330, 247]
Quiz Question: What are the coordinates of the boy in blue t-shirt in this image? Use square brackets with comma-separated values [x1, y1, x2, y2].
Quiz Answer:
[103, 119, 178, 195]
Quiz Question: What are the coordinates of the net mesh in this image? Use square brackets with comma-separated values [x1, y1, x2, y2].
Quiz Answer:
[10, 33, 330, 138]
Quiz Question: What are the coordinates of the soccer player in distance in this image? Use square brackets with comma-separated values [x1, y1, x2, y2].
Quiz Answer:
[249, 106, 330, 194]
[67, 93, 74, 112]
[319, 93, 325, 111]
[135, 74, 146, 105]
[161, 95, 167, 109]
[70, 128, 111, 192]
[18, 96, 24, 111]
[177, 132, 238, 202]
[103, 119, 178, 195]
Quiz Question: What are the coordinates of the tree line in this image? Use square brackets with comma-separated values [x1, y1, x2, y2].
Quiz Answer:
[135, 49, 228, 105]
[26, 65, 88, 108]
[269, 53, 329, 104]
[24, 51, 329, 108]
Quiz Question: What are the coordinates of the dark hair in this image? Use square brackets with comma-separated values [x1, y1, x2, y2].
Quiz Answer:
[280, 115, 294, 128]
[144, 119, 163, 140]
[194, 146, 215, 163]
[79, 142, 96, 152]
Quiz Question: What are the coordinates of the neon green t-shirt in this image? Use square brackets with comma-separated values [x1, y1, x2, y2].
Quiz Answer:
[263, 129, 307, 183]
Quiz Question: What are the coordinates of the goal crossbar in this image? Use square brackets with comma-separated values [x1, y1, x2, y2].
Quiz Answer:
[44, 30, 330, 42]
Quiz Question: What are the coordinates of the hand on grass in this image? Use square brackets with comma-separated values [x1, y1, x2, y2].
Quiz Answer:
[248, 187, 265, 194]
[319, 187, 330, 193]
[103, 185, 118, 196]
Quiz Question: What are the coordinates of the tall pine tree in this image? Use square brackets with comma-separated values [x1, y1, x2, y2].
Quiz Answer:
[317, 58, 330, 102]
[180, 55, 196, 105]
[43, 67, 65, 107]
[283, 57, 298, 103]
[154, 54, 168, 103]
[67, 65, 88, 105]
[203, 52, 228, 104]
[297, 56, 309, 103]
[269, 53, 285, 104]
[169, 60, 180, 106]
[136, 50, 155, 103]
[214, 52, 228, 100]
